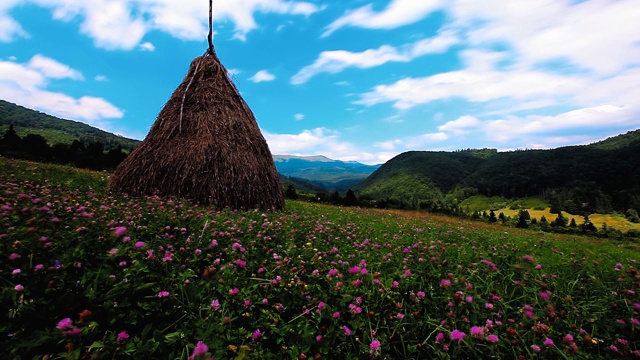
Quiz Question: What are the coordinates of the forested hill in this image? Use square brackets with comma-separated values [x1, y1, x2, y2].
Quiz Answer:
[0, 100, 139, 150]
[355, 133, 640, 214]
[587, 129, 640, 150]
[353, 149, 494, 208]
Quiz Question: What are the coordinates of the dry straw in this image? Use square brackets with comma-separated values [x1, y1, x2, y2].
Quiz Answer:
[108, 1, 284, 210]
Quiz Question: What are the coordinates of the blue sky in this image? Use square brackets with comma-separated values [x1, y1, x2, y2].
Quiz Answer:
[1, 0, 639, 165]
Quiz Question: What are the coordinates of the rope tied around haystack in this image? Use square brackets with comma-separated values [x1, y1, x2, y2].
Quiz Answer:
[179, 0, 215, 133]
[207, 0, 214, 55]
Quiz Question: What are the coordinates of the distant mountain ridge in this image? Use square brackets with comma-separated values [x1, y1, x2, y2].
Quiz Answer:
[273, 154, 381, 192]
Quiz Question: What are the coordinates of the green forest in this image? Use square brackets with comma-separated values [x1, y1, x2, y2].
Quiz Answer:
[0, 100, 141, 170]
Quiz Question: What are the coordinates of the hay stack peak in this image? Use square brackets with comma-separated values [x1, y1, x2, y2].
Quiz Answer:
[108, 50, 285, 210]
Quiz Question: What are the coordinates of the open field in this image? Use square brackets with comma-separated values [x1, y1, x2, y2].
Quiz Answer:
[2, 157, 640, 359]
[462, 195, 640, 233]
[494, 208, 640, 233]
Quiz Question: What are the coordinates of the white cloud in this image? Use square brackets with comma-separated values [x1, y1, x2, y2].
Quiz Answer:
[292, 46, 405, 85]
[0, 55, 123, 126]
[1, 0, 322, 50]
[375, 139, 402, 151]
[139, 42, 155, 51]
[0, 15, 26, 42]
[264, 128, 333, 153]
[438, 115, 480, 134]
[27, 54, 84, 80]
[294, 113, 304, 121]
[249, 69, 276, 83]
[383, 115, 404, 123]
[94, 75, 107, 81]
[0, 0, 27, 42]
[447, 0, 640, 76]
[323, 0, 443, 37]
[292, 30, 459, 84]
[376, 132, 448, 152]
[404, 132, 448, 149]
[356, 49, 588, 109]
[36, 0, 148, 50]
[484, 105, 633, 142]
[575, 67, 640, 109]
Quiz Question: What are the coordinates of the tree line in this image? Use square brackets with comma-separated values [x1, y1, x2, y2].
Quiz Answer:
[284, 183, 639, 239]
[0, 125, 128, 170]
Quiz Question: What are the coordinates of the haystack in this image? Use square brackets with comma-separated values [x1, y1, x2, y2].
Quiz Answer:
[108, 6, 284, 210]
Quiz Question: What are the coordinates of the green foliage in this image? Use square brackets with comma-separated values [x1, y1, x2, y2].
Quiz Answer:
[581, 215, 597, 233]
[552, 212, 568, 227]
[626, 208, 640, 223]
[285, 185, 298, 200]
[342, 189, 358, 206]
[516, 210, 529, 228]
[508, 197, 548, 211]
[460, 195, 505, 212]
[488, 210, 497, 223]
[357, 172, 443, 210]
[1, 126, 128, 171]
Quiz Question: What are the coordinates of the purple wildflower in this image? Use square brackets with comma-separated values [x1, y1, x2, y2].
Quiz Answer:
[117, 331, 130, 343]
[190, 341, 208, 359]
[343, 326, 352, 336]
[370, 339, 381, 351]
[450, 330, 466, 343]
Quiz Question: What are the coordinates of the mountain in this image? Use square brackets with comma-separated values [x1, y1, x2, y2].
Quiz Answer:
[0, 100, 139, 151]
[273, 154, 380, 192]
[355, 138, 640, 214]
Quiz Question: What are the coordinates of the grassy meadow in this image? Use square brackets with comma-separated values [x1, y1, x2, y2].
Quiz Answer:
[2, 157, 640, 359]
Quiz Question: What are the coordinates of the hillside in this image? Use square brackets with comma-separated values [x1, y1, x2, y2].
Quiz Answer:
[0, 100, 139, 150]
[587, 129, 640, 150]
[353, 149, 494, 208]
[356, 136, 640, 214]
